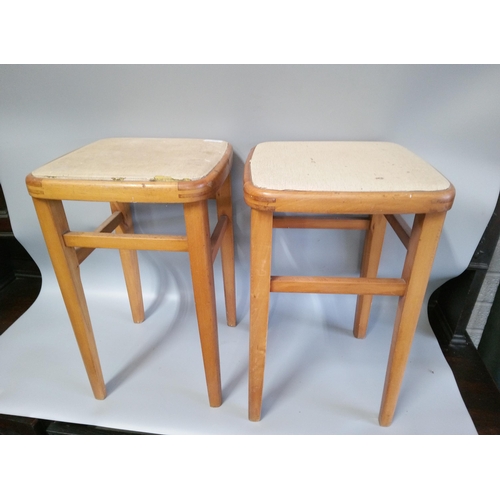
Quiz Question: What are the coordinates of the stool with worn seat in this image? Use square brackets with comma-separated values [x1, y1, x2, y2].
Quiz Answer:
[244, 141, 455, 425]
[26, 138, 236, 407]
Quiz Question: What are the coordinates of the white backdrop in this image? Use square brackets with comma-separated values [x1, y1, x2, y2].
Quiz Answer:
[2, 65, 499, 286]
[0, 65, 499, 435]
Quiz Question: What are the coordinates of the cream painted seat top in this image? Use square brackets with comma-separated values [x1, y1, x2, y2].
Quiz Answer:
[249, 141, 450, 193]
[31, 138, 230, 182]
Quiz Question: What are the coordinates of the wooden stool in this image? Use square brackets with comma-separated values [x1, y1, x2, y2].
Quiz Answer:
[244, 141, 455, 425]
[26, 138, 236, 407]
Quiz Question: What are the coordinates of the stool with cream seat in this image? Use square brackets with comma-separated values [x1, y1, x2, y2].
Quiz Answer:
[244, 141, 455, 425]
[26, 138, 236, 407]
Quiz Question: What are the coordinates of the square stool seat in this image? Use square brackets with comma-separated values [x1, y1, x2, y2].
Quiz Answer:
[26, 138, 236, 408]
[244, 141, 455, 425]
[30, 137, 229, 182]
[245, 141, 454, 213]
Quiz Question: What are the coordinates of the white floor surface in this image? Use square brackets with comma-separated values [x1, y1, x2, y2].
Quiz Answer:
[0, 276, 477, 435]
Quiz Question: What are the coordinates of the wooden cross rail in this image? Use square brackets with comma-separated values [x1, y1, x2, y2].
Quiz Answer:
[270, 276, 407, 296]
[64, 213, 229, 265]
[385, 214, 411, 249]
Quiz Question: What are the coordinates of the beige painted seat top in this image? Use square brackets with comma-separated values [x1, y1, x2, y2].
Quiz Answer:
[249, 141, 451, 193]
[31, 138, 229, 182]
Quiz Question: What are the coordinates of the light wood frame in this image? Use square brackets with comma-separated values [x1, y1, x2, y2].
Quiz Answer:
[244, 146, 455, 425]
[26, 144, 236, 407]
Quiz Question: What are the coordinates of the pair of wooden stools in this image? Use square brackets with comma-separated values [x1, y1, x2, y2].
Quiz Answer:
[26, 138, 455, 426]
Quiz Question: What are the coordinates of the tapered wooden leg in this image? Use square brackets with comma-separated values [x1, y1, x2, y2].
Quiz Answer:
[215, 174, 237, 327]
[354, 214, 387, 338]
[248, 209, 274, 421]
[379, 212, 446, 426]
[32, 198, 106, 399]
[110, 202, 144, 323]
[184, 201, 222, 407]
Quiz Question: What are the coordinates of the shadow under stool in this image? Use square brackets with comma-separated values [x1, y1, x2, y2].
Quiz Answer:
[26, 138, 236, 407]
[243, 141, 455, 425]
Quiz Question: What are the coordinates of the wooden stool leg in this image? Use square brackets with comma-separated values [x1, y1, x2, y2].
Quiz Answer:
[215, 174, 237, 327]
[110, 202, 144, 323]
[353, 214, 387, 339]
[378, 212, 446, 426]
[184, 200, 222, 407]
[32, 198, 106, 400]
[248, 209, 274, 421]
